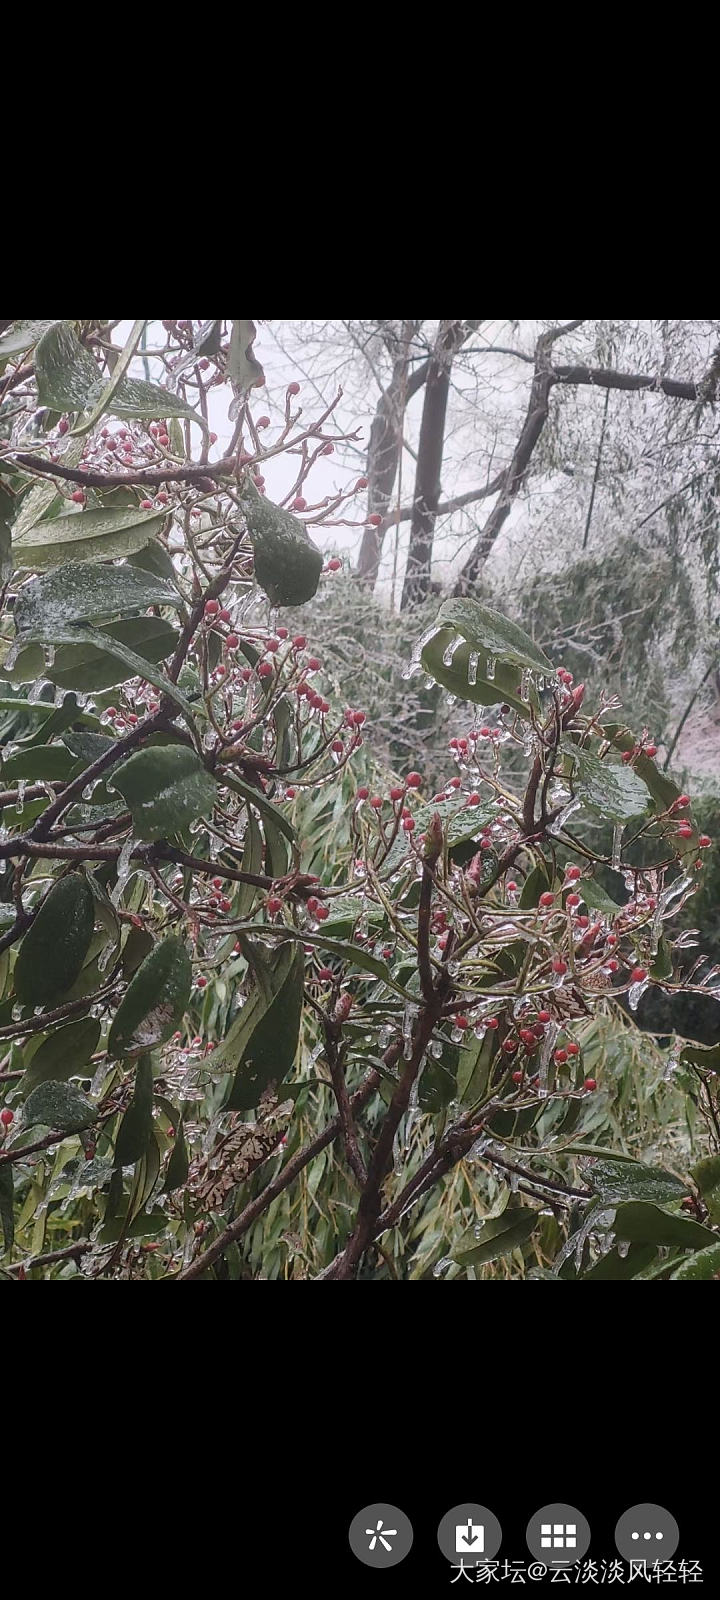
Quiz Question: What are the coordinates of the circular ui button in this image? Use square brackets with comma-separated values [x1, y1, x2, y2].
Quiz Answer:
[615, 1504, 679, 1562]
[348, 1503, 414, 1569]
[437, 1503, 502, 1564]
[526, 1503, 591, 1566]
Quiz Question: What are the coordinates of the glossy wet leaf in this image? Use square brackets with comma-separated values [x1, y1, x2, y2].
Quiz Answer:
[227, 318, 265, 412]
[0, 319, 57, 359]
[581, 1243, 657, 1280]
[22, 1079, 97, 1133]
[163, 1117, 189, 1193]
[35, 321, 201, 425]
[17, 623, 195, 723]
[577, 877, 623, 915]
[1, 743, 76, 782]
[690, 1152, 720, 1198]
[108, 936, 192, 1058]
[110, 745, 217, 841]
[14, 875, 95, 1008]
[221, 769, 295, 843]
[453, 1205, 538, 1268]
[226, 942, 305, 1111]
[14, 560, 181, 634]
[19, 1016, 101, 1096]
[13, 505, 167, 571]
[579, 1154, 689, 1206]
[421, 626, 531, 715]
[431, 597, 553, 674]
[382, 793, 496, 876]
[0, 1167, 14, 1253]
[611, 1200, 716, 1250]
[240, 479, 323, 606]
[559, 738, 650, 822]
[0, 482, 12, 584]
[113, 1056, 154, 1166]
[670, 1242, 720, 1279]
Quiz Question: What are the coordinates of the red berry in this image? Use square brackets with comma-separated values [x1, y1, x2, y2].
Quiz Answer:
[71, 489, 85, 504]
[565, 865, 581, 881]
[584, 1078, 597, 1092]
[196, 976, 207, 988]
[315, 905, 329, 921]
[370, 796, 383, 809]
[141, 498, 154, 509]
[486, 1017, 499, 1029]
[106, 707, 117, 718]
[676, 823, 693, 839]
[218, 608, 231, 623]
[511, 1070, 524, 1083]
[285, 787, 296, 799]
[446, 777, 461, 790]
[356, 787, 369, 800]
[402, 816, 416, 832]
[352, 711, 366, 726]
[287, 382, 301, 396]
[554, 1048, 568, 1064]
[406, 772, 422, 788]
[327, 558, 342, 572]
[538, 1010, 552, 1023]
[257, 416, 270, 429]
[519, 1028, 536, 1048]
[306, 896, 320, 913]
[58, 417, 69, 435]
[506, 880, 517, 892]
[390, 786, 405, 802]
[465, 792, 482, 807]
[645, 744, 657, 757]
[630, 967, 647, 983]
[267, 896, 283, 914]
[226, 633, 239, 649]
[306, 657, 321, 672]
[552, 958, 567, 974]
[539, 891, 555, 907]
[502, 1038, 519, 1055]
[212, 877, 223, 889]
[356, 477, 369, 490]
[455, 1015, 469, 1030]
[204, 599, 219, 617]
[292, 496, 307, 511]
[0, 1109, 13, 1127]
[331, 739, 344, 754]
[367, 513, 383, 526]
[257, 661, 273, 679]
[566, 892, 581, 908]
[209, 433, 218, 445]
[292, 635, 307, 649]
[606, 958, 620, 973]
[566, 1042, 580, 1056]
[699, 835, 712, 848]
[317, 967, 334, 982]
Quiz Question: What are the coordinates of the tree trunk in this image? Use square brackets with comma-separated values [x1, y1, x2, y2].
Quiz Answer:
[355, 321, 423, 585]
[400, 320, 462, 610]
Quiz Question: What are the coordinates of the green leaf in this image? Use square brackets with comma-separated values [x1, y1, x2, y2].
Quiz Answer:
[431, 598, 553, 673]
[227, 319, 265, 411]
[576, 877, 623, 915]
[612, 1200, 716, 1250]
[559, 738, 650, 822]
[14, 875, 96, 1008]
[226, 942, 304, 1111]
[453, 1205, 538, 1268]
[13, 506, 168, 573]
[582, 1243, 658, 1280]
[221, 769, 295, 843]
[35, 321, 201, 426]
[0, 481, 13, 584]
[22, 1079, 97, 1133]
[670, 1242, 720, 1279]
[108, 936, 192, 1058]
[650, 935, 673, 981]
[690, 1152, 720, 1199]
[71, 319, 147, 436]
[579, 1155, 689, 1206]
[113, 1055, 154, 1167]
[240, 480, 323, 607]
[680, 1040, 720, 1074]
[110, 746, 217, 841]
[1, 743, 75, 783]
[19, 1016, 101, 1095]
[14, 560, 180, 633]
[0, 1166, 14, 1254]
[235, 811, 263, 919]
[163, 1118, 189, 1193]
[421, 626, 532, 715]
[16, 623, 195, 723]
[7, 619, 179, 695]
[0, 320, 57, 359]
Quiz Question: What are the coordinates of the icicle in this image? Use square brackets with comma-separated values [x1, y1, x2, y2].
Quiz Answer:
[445, 693, 456, 708]
[450, 1026, 464, 1043]
[535, 1020, 559, 1098]
[15, 778, 26, 814]
[28, 679, 47, 703]
[536, 675, 545, 692]
[467, 650, 479, 686]
[628, 976, 650, 1012]
[402, 624, 443, 679]
[611, 823, 623, 870]
[548, 797, 583, 837]
[433, 1256, 454, 1278]
[111, 835, 138, 906]
[430, 1038, 443, 1059]
[520, 668, 532, 702]
[617, 1239, 630, 1259]
[663, 1052, 680, 1081]
[442, 637, 462, 668]
[3, 641, 19, 672]
[486, 654, 496, 681]
[403, 1004, 415, 1060]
